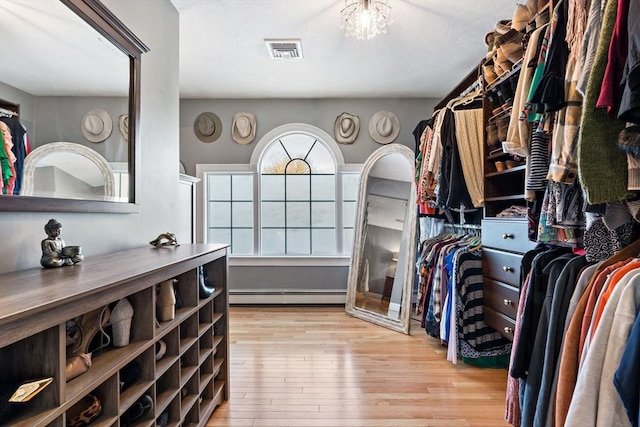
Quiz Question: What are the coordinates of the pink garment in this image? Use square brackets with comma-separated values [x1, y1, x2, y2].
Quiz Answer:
[596, 0, 629, 114]
[505, 272, 531, 426]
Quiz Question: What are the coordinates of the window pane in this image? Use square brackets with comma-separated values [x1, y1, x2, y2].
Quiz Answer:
[208, 201, 231, 227]
[306, 142, 335, 173]
[312, 175, 335, 200]
[287, 202, 310, 227]
[261, 175, 284, 200]
[262, 228, 285, 255]
[286, 159, 310, 174]
[233, 201, 253, 227]
[261, 142, 289, 174]
[312, 229, 336, 255]
[343, 201, 357, 228]
[287, 229, 310, 255]
[262, 202, 285, 227]
[207, 228, 230, 245]
[342, 174, 360, 200]
[286, 175, 310, 201]
[312, 202, 335, 227]
[343, 229, 354, 254]
[280, 134, 314, 160]
[232, 228, 253, 255]
[232, 175, 253, 201]
[208, 175, 231, 200]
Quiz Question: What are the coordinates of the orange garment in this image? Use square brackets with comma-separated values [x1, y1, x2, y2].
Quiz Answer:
[590, 260, 640, 337]
[578, 259, 637, 357]
[555, 237, 640, 427]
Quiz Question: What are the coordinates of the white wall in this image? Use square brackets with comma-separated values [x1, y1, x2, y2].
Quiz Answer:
[0, 0, 180, 274]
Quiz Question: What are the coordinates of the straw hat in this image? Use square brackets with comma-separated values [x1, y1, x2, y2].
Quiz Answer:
[194, 112, 222, 143]
[81, 109, 112, 143]
[369, 111, 400, 144]
[334, 112, 360, 144]
[231, 112, 256, 145]
[118, 114, 129, 142]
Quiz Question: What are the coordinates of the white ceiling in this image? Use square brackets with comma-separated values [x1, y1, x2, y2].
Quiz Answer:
[171, 0, 517, 99]
[0, 0, 517, 100]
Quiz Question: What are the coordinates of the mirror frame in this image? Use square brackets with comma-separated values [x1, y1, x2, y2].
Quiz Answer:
[345, 144, 418, 334]
[0, 0, 149, 213]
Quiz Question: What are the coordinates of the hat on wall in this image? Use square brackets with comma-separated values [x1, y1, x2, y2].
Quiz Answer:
[369, 111, 400, 145]
[231, 112, 256, 145]
[194, 112, 222, 143]
[118, 114, 129, 142]
[334, 112, 360, 144]
[81, 109, 113, 143]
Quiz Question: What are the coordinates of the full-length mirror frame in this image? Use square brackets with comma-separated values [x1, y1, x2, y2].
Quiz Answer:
[345, 144, 418, 334]
[0, 0, 148, 213]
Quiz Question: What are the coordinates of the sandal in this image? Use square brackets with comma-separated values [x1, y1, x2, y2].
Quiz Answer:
[67, 305, 111, 356]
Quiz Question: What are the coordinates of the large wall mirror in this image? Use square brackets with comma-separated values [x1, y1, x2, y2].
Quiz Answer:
[346, 144, 418, 334]
[0, 0, 148, 213]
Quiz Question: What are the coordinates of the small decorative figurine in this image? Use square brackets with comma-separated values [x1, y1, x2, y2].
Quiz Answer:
[149, 232, 179, 248]
[40, 219, 84, 268]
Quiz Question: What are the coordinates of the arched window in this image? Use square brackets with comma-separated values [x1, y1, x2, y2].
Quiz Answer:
[259, 132, 337, 255]
[199, 123, 360, 257]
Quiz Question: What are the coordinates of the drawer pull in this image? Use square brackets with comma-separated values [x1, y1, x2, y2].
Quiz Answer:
[502, 266, 514, 272]
[504, 327, 514, 334]
[502, 233, 514, 239]
[503, 299, 513, 306]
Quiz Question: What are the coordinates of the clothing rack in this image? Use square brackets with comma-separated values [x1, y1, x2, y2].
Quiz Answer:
[443, 223, 481, 231]
[459, 77, 483, 98]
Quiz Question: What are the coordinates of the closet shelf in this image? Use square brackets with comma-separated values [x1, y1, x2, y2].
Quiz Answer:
[487, 150, 512, 160]
[485, 165, 526, 177]
[485, 58, 523, 93]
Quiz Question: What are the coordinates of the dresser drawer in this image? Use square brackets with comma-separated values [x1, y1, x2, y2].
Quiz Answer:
[483, 278, 519, 319]
[482, 248, 522, 287]
[482, 219, 536, 253]
[484, 306, 516, 341]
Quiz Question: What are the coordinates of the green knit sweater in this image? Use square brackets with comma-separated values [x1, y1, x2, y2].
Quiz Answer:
[577, 0, 631, 204]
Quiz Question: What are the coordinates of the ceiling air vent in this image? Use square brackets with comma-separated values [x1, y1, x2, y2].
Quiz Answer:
[265, 39, 303, 60]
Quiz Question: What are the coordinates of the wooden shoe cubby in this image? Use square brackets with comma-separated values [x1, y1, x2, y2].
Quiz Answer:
[0, 244, 229, 427]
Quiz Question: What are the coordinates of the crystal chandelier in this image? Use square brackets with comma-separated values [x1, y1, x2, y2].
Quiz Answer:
[340, 0, 393, 40]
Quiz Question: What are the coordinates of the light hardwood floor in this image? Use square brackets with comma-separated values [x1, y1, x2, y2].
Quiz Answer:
[207, 306, 510, 427]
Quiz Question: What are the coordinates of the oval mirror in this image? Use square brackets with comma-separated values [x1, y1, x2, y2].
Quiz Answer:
[0, 0, 148, 213]
[346, 144, 418, 334]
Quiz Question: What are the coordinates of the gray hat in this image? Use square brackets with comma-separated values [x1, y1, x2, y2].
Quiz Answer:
[369, 111, 400, 144]
[81, 109, 112, 143]
[194, 112, 222, 143]
[334, 112, 360, 144]
[231, 112, 257, 145]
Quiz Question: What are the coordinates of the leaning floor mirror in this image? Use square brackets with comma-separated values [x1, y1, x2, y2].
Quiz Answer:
[346, 144, 418, 334]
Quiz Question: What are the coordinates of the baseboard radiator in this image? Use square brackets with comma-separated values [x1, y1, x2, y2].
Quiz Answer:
[229, 289, 346, 305]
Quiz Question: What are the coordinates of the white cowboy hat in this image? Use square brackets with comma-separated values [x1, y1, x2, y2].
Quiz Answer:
[118, 114, 129, 142]
[334, 112, 360, 144]
[194, 112, 222, 143]
[231, 112, 256, 145]
[81, 109, 113, 143]
[369, 111, 400, 144]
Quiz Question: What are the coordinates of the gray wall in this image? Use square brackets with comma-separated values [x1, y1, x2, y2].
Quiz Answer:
[0, 0, 180, 274]
[179, 98, 437, 173]
[180, 98, 436, 295]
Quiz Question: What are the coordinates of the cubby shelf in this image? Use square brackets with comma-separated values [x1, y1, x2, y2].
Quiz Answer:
[0, 244, 229, 427]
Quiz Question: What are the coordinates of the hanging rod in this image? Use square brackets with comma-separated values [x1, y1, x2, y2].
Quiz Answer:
[443, 223, 481, 230]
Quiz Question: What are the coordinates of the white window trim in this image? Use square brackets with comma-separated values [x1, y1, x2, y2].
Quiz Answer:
[197, 124, 363, 265]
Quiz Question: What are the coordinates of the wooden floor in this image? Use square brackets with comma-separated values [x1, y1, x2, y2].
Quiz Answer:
[206, 306, 510, 427]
